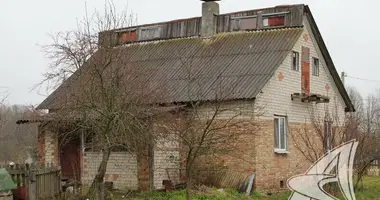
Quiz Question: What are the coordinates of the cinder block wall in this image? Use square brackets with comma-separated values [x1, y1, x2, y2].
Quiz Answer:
[40, 129, 59, 167]
[152, 120, 181, 190]
[82, 152, 138, 190]
[153, 149, 180, 189]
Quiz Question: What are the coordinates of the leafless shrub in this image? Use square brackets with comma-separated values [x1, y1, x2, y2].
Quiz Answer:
[155, 50, 265, 200]
[290, 86, 380, 191]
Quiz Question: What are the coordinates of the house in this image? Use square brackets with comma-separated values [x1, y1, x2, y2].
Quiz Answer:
[19, 1, 354, 192]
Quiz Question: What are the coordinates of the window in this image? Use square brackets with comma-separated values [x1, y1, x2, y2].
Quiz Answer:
[118, 30, 136, 44]
[139, 26, 162, 40]
[312, 57, 319, 76]
[323, 120, 333, 153]
[239, 18, 257, 30]
[263, 15, 285, 27]
[231, 17, 257, 31]
[292, 51, 299, 71]
[274, 116, 288, 152]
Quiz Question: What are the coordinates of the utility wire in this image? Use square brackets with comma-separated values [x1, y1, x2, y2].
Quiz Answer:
[345, 75, 380, 83]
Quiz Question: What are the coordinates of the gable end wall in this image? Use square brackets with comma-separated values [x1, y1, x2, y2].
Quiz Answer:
[255, 17, 346, 124]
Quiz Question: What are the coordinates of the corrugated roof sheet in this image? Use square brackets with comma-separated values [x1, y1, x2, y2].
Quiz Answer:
[37, 28, 303, 109]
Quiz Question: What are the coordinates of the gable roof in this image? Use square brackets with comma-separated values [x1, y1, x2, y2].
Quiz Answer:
[37, 28, 303, 110]
[37, 4, 355, 112]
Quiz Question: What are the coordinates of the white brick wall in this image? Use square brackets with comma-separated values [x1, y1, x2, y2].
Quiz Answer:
[255, 18, 347, 124]
[153, 132, 180, 190]
[82, 152, 138, 190]
[192, 100, 259, 120]
[44, 130, 56, 165]
[153, 150, 180, 189]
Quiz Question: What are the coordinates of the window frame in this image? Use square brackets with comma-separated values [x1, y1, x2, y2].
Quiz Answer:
[312, 57, 320, 76]
[262, 15, 286, 28]
[231, 16, 258, 31]
[291, 51, 299, 71]
[274, 116, 288, 153]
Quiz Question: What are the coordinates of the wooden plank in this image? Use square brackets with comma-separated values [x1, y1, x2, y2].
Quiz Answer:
[16, 164, 20, 187]
[28, 171, 36, 200]
[6, 163, 61, 200]
[301, 46, 310, 94]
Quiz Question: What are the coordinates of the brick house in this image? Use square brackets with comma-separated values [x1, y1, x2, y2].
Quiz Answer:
[20, 1, 355, 192]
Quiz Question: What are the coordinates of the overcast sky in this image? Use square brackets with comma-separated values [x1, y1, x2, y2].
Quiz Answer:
[0, 0, 378, 106]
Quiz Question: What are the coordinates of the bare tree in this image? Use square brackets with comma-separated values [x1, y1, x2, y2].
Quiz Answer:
[155, 49, 264, 200]
[173, 102, 261, 200]
[0, 104, 38, 163]
[290, 87, 380, 191]
[37, 2, 159, 199]
[36, 1, 137, 94]
[349, 88, 380, 190]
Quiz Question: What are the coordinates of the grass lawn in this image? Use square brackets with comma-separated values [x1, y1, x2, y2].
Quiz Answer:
[353, 176, 380, 200]
[107, 176, 380, 199]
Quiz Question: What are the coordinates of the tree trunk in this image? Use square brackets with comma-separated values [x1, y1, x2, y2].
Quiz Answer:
[186, 177, 192, 200]
[185, 167, 192, 200]
[88, 149, 111, 199]
[148, 132, 154, 191]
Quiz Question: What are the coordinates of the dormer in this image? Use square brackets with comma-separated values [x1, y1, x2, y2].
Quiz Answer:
[98, 2, 305, 48]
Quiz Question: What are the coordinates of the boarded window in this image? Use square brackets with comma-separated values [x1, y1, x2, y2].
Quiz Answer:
[139, 26, 162, 41]
[231, 19, 240, 31]
[231, 17, 257, 31]
[312, 57, 319, 76]
[302, 46, 310, 63]
[263, 15, 285, 27]
[274, 116, 287, 150]
[301, 46, 310, 94]
[118, 31, 136, 44]
[240, 18, 257, 30]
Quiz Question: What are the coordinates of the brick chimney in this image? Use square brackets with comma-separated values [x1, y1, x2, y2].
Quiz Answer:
[201, 0, 220, 37]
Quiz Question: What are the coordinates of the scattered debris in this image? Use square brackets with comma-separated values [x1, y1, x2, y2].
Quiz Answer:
[217, 188, 225, 193]
[174, 182, 186, 190]
[162, 180, 174, 192]
[237, 173, 255, 196]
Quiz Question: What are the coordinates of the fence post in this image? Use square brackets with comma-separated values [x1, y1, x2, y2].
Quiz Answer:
[27, 168, 36, 200]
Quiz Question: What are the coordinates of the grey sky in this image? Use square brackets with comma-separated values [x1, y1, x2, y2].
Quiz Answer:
[0, 0, 378, 106]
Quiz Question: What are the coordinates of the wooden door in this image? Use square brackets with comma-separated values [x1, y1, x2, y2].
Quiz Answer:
[60, 138, 81, 181]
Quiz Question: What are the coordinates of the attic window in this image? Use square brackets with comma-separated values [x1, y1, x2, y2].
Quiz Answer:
[292, 51, 299, 71]
[118, 30, 136, 44]
[312, 57, 319, 76]
[231, 16, 257, 31]
[263, 15, 285, 28]
[139, 26, 162, 41]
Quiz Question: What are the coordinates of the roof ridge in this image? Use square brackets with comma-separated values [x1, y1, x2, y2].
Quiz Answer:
[213, 27, 303, 36]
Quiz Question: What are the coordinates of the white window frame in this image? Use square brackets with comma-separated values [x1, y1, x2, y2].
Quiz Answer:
[312, 57, 319, 76]
[274, 116, 288, 153]
[292, 51, 299, 71]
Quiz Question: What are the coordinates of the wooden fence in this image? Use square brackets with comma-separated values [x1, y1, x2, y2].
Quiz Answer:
[367, 160, 380, 176]
[0, 163, 61, 200]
